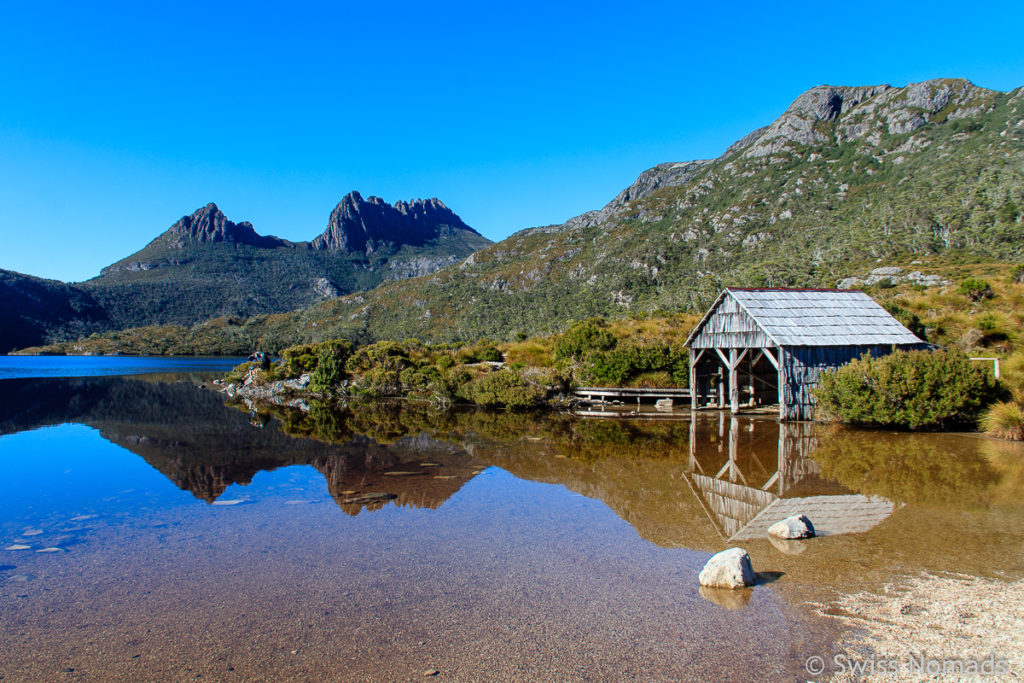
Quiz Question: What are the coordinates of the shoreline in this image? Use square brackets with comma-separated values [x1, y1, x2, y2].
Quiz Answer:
[814, 573, 1024, 682]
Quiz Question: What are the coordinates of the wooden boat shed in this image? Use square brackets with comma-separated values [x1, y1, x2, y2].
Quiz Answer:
[685, 288, 927, 420]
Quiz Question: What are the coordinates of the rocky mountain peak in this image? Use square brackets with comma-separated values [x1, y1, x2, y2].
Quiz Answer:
[311, 191, 479, 253]
[163, 203, 285, 249]
[563, 79, 999, 232]
[737, 78, 990, 158]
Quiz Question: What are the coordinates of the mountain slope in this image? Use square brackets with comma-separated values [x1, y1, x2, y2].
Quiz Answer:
[2, 193, 490, 351]
[0, 270, 109, 353]
[228, 79, 1023, 347]
[17, 79, 1024, 354]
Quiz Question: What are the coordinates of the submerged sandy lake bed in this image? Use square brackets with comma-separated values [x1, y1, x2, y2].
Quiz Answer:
[1, 368, 1022, 681]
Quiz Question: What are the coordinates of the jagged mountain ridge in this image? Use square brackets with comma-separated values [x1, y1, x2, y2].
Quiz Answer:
[188, 78, 1023, 349]
[14, 78, 1024, 354]
[311, 192, 474, 253]
[0, 193, 490, 353]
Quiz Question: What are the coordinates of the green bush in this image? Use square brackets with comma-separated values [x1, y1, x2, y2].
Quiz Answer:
[580, 342, 688, 387]
[958, 277, 994, 302]
[309, 351, 345, 393]
[554, 318, 617, 360]
[457, 342, 503, 363]
[813, 349, 1002, 429]
[346, 341, 409, 374]
[457, 369, 547, 408]
[281, 344, 319, 376]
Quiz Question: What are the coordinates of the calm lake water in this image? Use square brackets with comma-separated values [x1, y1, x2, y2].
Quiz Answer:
[1, 360, 1023, 681]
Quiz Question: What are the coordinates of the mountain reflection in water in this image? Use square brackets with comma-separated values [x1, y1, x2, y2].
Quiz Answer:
[3, 376, 1023, 557]
[3, 374, 1024, 680]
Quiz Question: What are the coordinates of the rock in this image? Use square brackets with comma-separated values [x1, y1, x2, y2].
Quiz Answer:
[423, 669, 439, 677]
[36, 547, 64, 553]
[698, 548, 755, 589]
[768, 515, 815, 540]
[23, 528, 43, 536]
[211, 499, 246, 506]
[5, 544, 31, 551]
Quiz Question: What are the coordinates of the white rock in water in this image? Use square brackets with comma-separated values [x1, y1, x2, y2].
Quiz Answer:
[212, 499, 246, 506]
[698, 547, 755, 589]
[36, 547, 63, 553]
[4, 544, 31, 551]
[768, 515, 815, 540]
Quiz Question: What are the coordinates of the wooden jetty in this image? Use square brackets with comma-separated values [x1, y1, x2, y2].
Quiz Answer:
[573, 386, 691, 408]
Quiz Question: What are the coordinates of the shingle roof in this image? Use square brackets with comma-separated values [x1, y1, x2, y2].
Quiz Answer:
[689, 288, 925, 347]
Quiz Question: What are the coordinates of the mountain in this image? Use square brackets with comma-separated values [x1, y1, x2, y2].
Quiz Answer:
[15, 78, 1024, 355]
[199, 78, 1020, 348]
[311, 192, 475, 252]
[0, 193, 490, 352]
[0, 270, 109, 352]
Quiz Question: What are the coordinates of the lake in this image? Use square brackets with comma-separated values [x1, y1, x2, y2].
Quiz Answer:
[1, 359, 1022, 681]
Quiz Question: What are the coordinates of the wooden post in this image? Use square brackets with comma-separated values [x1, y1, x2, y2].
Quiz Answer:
[689, 349, 698, 410]
[747, 356, 755, 407]
[729, 348, 739, 414]
[777, 348, 787, 421]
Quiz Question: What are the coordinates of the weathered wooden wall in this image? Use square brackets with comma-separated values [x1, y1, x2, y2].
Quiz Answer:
[689, 297, 773, 349]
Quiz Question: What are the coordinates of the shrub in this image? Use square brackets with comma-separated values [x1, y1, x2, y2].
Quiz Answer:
[457, 342, 504, 364]
[309, 351, 345, 393]
[813, 349, 1002, 429]
[957, 278, 994, 302]
[554, 318, 617, 360]
[457, 369, 547, 408]
[281, 344, 319, 376]
[980, 401, 1024, 441]
[346, 341, 409, 374]
[580, 342, 688, 387]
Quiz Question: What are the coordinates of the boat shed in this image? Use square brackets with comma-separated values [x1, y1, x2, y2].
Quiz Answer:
[685, 288, 927, 420]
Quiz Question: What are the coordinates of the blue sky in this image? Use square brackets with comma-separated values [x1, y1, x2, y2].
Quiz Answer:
[2, 1, 1023, 282]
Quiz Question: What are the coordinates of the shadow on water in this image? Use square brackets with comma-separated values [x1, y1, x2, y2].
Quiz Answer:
[3, 376, 1024, 588]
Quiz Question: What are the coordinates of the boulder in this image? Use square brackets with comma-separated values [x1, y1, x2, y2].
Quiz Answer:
[698, 547, 755, 589]
[768, 514, 815, 540]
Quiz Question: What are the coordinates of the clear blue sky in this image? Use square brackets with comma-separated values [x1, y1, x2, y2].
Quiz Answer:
[2, 1, 1022, 282]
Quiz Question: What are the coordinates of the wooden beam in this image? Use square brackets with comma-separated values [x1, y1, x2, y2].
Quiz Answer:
[761, 346, 779, 370]
[689, 349, 698, 410]
[777, 348, 787, 421]
[729, 348, 739, 413]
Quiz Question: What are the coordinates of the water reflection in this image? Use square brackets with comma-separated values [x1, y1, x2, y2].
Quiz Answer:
[686, 416, 896, 542]
[2, 376, 1023, 549]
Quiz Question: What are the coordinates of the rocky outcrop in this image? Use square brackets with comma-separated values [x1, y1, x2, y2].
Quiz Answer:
[160, 203, 288, 249]
[837, 266, 951, 290]
[311, 191, 481, 253]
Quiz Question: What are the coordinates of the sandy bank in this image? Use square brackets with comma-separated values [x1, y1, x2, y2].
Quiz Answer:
[815, 573, 1024, 681]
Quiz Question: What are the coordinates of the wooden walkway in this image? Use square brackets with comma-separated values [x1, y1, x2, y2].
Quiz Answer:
[573, 386, 691, 405]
